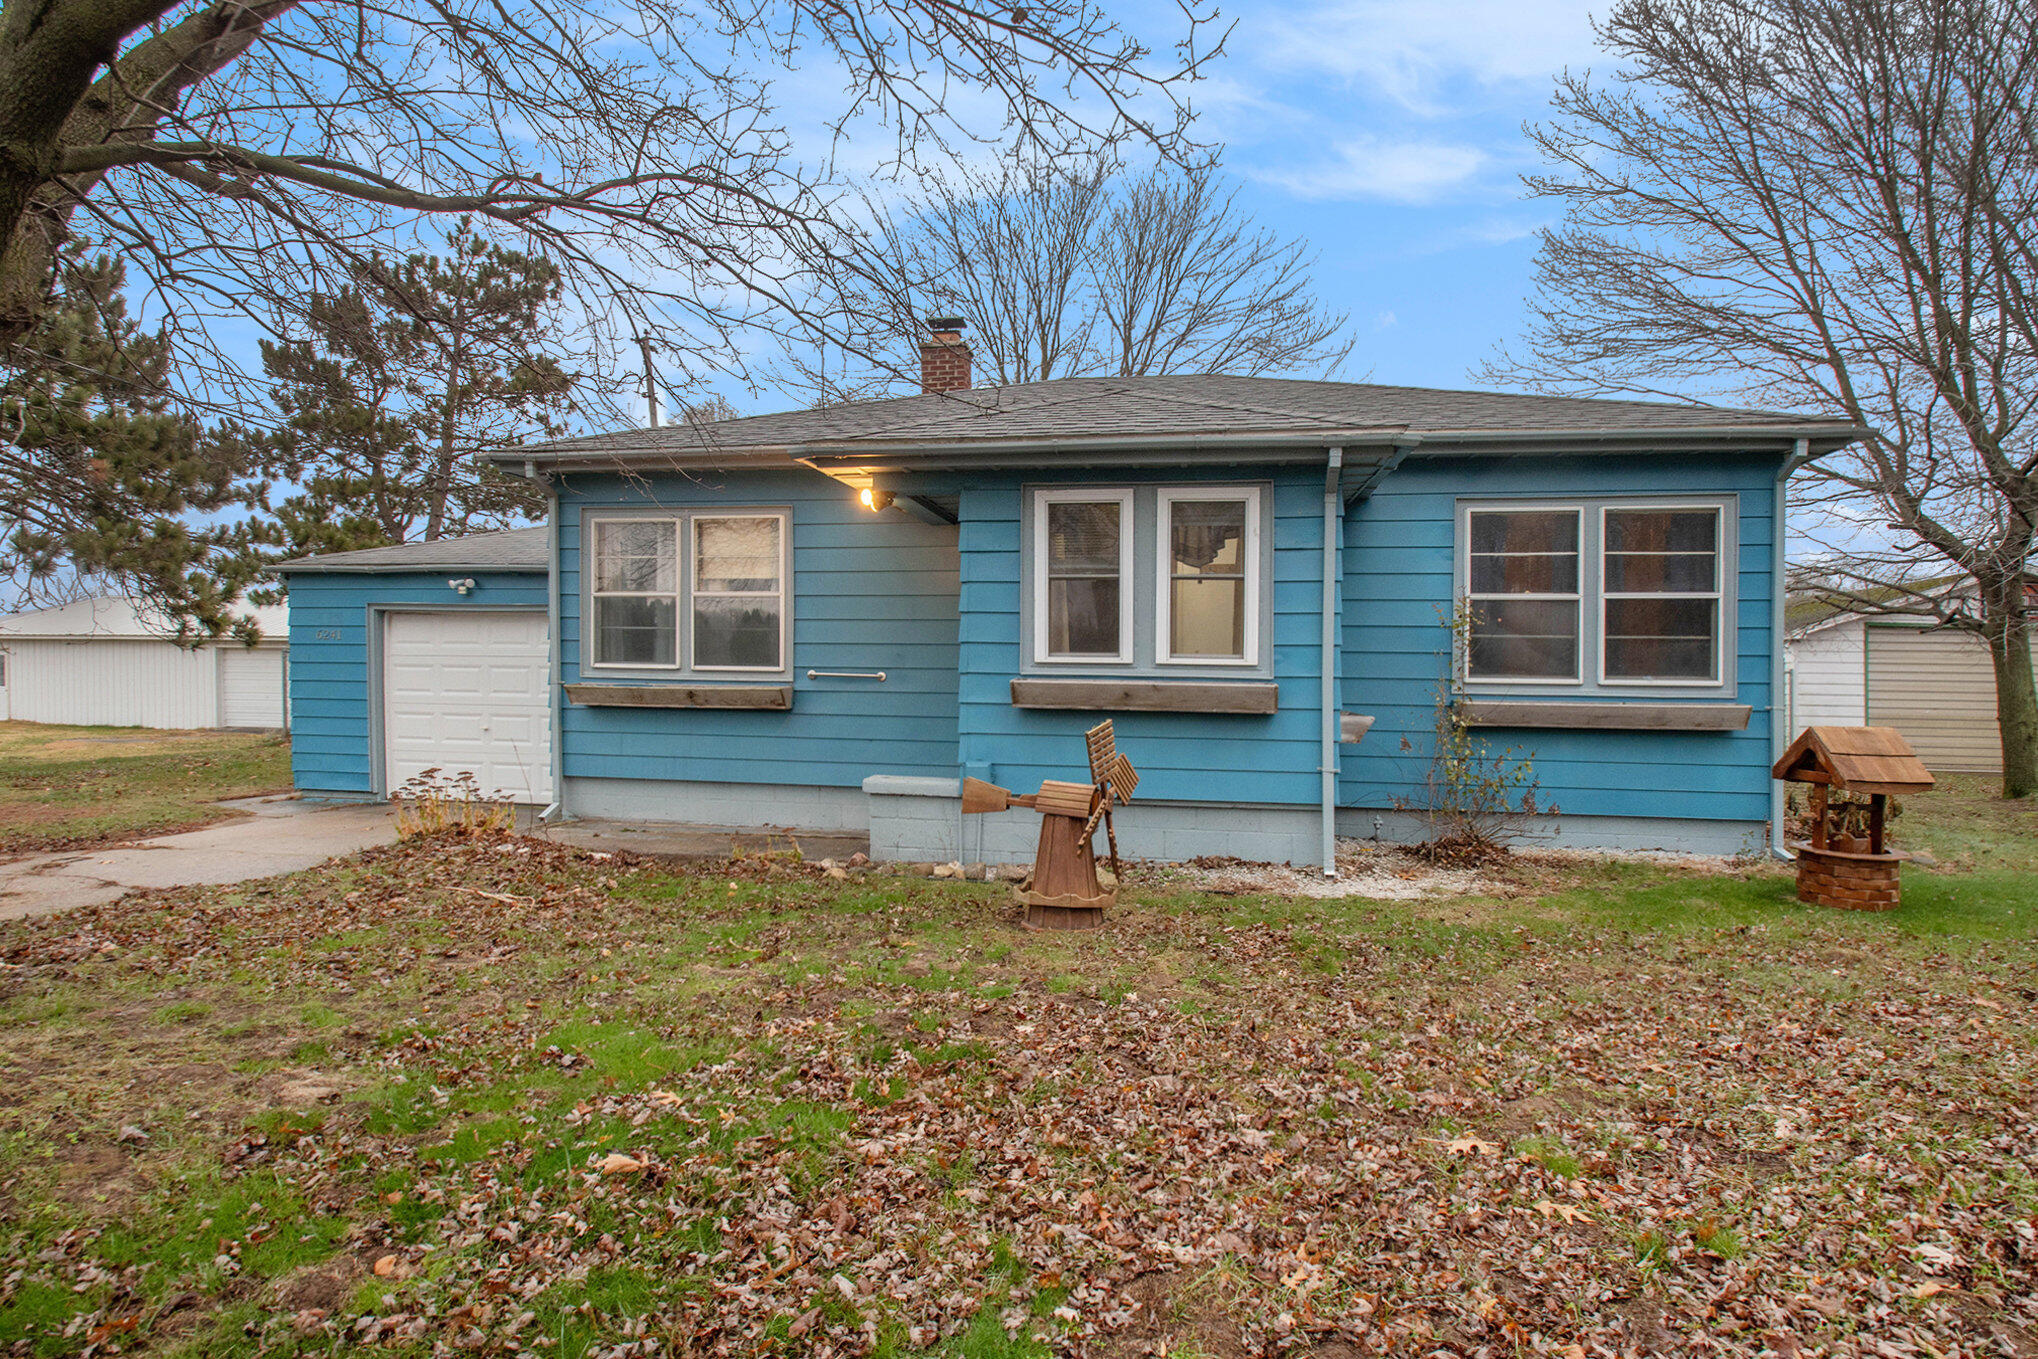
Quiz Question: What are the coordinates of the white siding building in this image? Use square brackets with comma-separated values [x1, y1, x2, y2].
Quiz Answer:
[1786, 601, 2036, 774]
[0, 596, 288, 729]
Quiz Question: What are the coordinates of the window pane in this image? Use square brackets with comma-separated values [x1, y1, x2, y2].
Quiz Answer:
[695, 517, 780, 593]
[594, 595, 676, 666]
[1604, 598, 1718, 679]
[595, 521, 675, 592]
[1170, 500, 1246, 575]
[693, 595, 782, 669]
[1170, 578, 1245, 657]
[1470, 510, 1577, 555]
[1469, 510, 1578, 595]
[1047, 501, 1121, 573]
[1470, 552, 1578, 595]
[1606, 509, 1717, 553]
[1468, 599, 1578, 679]
[1047, 577, 1120, 655]
[1605, 551, 1716, 592]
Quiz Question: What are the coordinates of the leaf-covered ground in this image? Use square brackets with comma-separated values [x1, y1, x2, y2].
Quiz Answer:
[0, 723, 292, 856]
[1, 818, 2034, 1358]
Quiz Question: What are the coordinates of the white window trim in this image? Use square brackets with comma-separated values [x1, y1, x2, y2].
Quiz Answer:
[690, 511, 791, 674]
[588, 515, 684, 672]
[1596, 502, 1726, 688]
[1032, 487, 1135, 666]
[1462, 503, 1583, 686]
[1155, 485, 1261, 667]
[584, 509, 791, 676]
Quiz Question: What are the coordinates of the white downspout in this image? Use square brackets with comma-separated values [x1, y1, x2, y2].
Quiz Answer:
[1321, 447, 1344, 877]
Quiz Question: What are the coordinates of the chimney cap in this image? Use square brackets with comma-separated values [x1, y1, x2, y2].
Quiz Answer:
[924, 317, 967, 333]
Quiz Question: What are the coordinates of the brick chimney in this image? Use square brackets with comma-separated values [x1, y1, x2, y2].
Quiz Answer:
[919, 318, 971, 394]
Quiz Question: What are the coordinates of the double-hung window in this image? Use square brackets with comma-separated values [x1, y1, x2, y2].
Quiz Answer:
[1601, 506, 1722, 683]
[1461, 498, 1730, 692]
[1036, 489, 1134, 664]
[588, 511, 788, 673]
[1466, 508, 1581, 683]
[1157, 487, 1259, 666]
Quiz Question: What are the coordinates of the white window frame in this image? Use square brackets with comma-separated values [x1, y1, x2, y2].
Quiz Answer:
[1462, 503, 1583, 686]
[1597, 502, 1725, 688]
[1032, 487, 1135, 666]
[583, 509, 791, 676]
[588, 515, 684, 672]
[1155, 485, 1261, 667]
[690, 511, 791, 674]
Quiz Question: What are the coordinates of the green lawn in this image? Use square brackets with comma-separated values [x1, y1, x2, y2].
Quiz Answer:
[0, 790, 2033, 1357]
[0, 722, 293, 856]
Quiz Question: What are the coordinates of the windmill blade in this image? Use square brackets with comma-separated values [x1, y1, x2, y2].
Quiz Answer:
[961, 777, 1013, 814]
[1107, 754, 1139, 804]
[1085, 719, 1117, 786]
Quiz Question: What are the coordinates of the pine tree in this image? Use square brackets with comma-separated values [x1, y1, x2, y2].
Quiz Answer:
[249, 220, 576, 557]
[1, 250, 261, 638]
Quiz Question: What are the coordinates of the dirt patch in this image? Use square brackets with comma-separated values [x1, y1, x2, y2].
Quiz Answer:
[1162, 841, 1500, 900]
[275, 1255, 367, 1313]
[51, 1138, 143, 1215]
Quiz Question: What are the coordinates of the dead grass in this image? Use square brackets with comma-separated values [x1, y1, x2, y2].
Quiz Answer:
[0, 823, 2033, 1358]
[0, 721, 292, 857]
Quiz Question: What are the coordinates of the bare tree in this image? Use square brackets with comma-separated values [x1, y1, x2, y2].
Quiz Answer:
[0, 0, 1224, 407]
[786, 158, 1353, 399]
[1483, 0, 2038, 797]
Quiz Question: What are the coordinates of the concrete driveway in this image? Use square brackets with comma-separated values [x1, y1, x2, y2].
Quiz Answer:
[0, 796, 397, 921]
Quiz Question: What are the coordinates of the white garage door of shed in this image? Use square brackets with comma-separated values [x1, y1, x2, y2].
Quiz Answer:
[1866, 625, 2038, 774]
[382, 611, 553, 803]
[219, 646, 286, 728]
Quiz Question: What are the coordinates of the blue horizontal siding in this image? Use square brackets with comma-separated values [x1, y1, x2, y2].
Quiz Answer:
[556, 469, 960, 789]
[281, 569, 551, 794]
[1340, 452, 1784, 823]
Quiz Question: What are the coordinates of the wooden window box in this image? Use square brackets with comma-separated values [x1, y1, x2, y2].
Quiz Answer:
[1009, 678, 1278, 714]
[1456, 700, 1750, 731]
[565, 683, 792, 710]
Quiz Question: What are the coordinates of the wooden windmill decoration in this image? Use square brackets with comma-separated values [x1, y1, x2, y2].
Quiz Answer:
[961, 719, 1139, 930]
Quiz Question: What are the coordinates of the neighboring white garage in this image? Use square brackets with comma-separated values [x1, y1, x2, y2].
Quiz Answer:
[0, 595, 288, 729]
[1786, 583, 2038, 774]
[381, 609, 553, 802]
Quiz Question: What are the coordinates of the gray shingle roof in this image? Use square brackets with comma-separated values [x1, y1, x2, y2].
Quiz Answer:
[495, 376, 1860, 468]
[277, 526, 547, 573]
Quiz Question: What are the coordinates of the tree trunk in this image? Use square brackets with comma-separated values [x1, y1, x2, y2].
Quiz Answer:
[1980, 581, 2038, 798]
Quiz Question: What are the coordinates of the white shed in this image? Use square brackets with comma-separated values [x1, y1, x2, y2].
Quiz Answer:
[0, 596, 289, 730]
[1785, 588, 2037, 774]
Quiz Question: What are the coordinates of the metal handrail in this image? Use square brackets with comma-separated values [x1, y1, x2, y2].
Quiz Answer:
[806, 669, 886, 681]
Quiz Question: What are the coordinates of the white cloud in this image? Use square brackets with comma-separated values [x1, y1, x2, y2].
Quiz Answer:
[1258, 0, 1603, 113]
[1251, 135, 1488, 203]
[1374, 309, 1398, 329]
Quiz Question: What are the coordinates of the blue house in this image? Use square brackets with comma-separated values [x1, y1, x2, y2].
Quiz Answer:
[279, 331, 1861, 868]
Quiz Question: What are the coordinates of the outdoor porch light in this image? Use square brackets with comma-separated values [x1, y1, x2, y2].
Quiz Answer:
[859, 487, 894, 512]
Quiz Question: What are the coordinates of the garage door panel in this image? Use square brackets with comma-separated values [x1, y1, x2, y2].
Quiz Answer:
[382, 611, 553, 802]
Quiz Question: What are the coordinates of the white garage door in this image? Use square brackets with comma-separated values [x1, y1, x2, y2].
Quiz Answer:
[219, 646, 286, 728]
[382, 611, 553, 803]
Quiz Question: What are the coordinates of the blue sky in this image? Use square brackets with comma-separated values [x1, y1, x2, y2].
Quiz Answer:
[719, 0, 1611, 409]
[1172, 0, 1604, 391]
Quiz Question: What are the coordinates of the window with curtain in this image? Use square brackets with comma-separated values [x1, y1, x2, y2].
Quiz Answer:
[1602, 507, 1721, 681]
[1042, 496, 1127, 659]
[1466, 508, 1581, 681]
[693, 515, 784, 670]
[591, 519, 678, 666]
[1161, 492, 1253, 662]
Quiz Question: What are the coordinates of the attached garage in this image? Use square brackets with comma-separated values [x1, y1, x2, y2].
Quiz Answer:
[381, 610, 553, 802]
[278, 528, 554, 804]
[0, 595, 288, 729]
